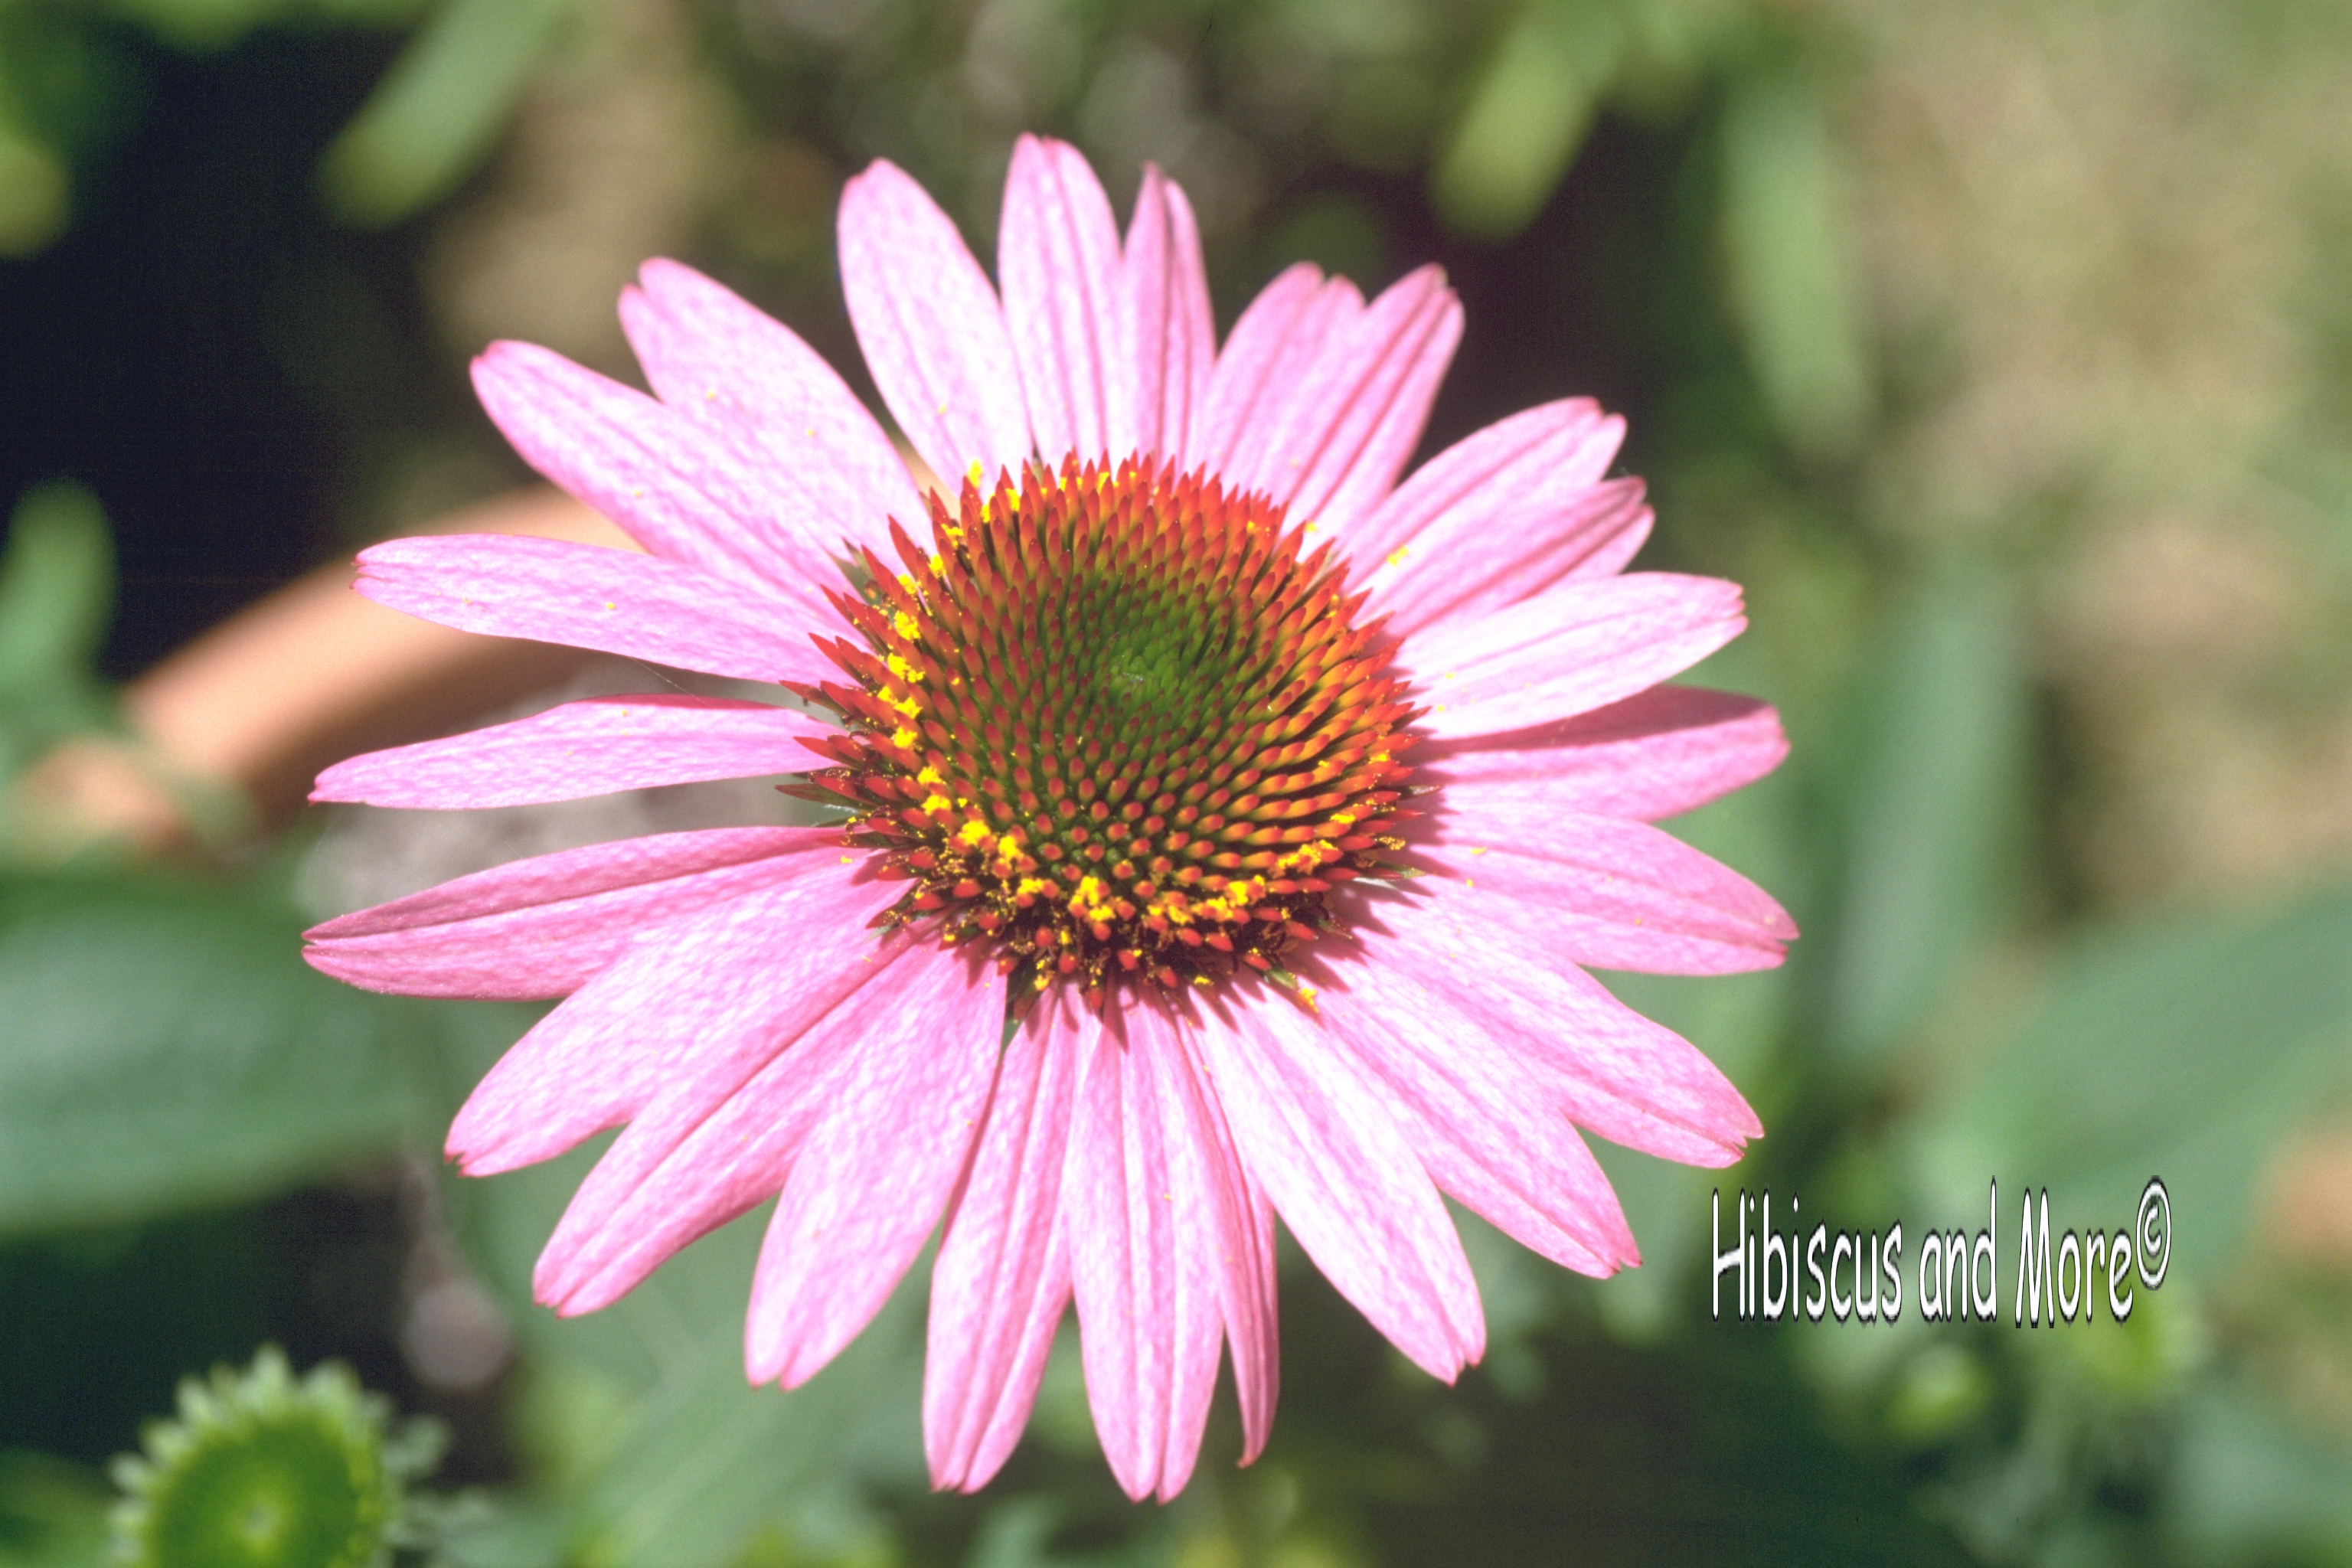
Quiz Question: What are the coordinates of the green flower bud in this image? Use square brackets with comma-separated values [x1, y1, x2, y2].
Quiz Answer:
[109, 1347, 444, 1568]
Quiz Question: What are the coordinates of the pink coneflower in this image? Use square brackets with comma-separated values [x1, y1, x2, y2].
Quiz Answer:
[304, 136, 1792, 1501]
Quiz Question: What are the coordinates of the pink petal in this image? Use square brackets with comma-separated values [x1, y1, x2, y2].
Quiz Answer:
[1417, 685, 1788, 821]
[1062, 1007, 1198, 1500]
[312, 694, 831, 809]
[472, 342, 838, 606]
[1227, 1165, 1279, 1461]
[620, 258, 923, 554]
[746, 942, 1006, 1388]
[1345, 397, 1624, 562]
[839, 159, 1033, 489]
[447, 858, 890, 1188]
[540, 1024, 854, 1314]
[1253, 266, 1463, 537]
[1125, 165, 1214, 465]
[1194, 995, 1484, 1381]
[1141, 1004, 1280, 1470]
[1374, 465, 1646, 639]
[533, 914, 922, 1316]
[998, 135, 1132, 463]
[1414, 808, 1796, 974]
[925, 991, 1083, 1493]
[303, 826, 844, 1001]
[1404, 573, 1746, 740]
[1064, 1000, 1266, 1501]
[354, 532, 833, 688]
[1349, 884, 1762, 1164]
[1308, 974, 1636, 1276]
[1191, 264, 1354, 478]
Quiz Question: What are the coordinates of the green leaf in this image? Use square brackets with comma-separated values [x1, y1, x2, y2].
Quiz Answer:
[1431, 0, 1622, 241]
[1909, 887, 2352, 1282]
[0, 872, 446, 1232]
[1824, 571, 2029, 1067]
[0, 1451, 109, 1568]
[1719, 67, 1871, 459]
[0, 132, 70, 259]
[103, 0, 280, 54]
[315, 0, 575, 229]
[0, 483, 113, 694]
[2166, 1380, 2352, 1560]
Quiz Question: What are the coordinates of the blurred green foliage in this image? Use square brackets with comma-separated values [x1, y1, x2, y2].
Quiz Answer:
[0, 0, 550, 253]
[5, 0, 2352, 1564]
[0, 484, 113, 789]
[314, 0, 574, 228]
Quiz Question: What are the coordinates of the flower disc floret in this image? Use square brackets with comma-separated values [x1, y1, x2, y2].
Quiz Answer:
[794, 453, 1419, 1008]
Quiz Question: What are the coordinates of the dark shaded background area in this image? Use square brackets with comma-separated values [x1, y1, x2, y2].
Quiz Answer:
[2, 24, 1726, 681]
[2, 28, 399, 675]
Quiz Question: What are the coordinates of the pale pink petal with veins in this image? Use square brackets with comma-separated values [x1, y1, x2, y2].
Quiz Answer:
[621, 258, 922, 558]
[1403, 572, 1749, 740]
[354, 533, 835, 688]
[1123, 166, 1214, 465]
[1000, 133, 1134, 463]
[1194, 997, 1485, 1383]
[304, 826, 841, 1000]
[1418, 685, 1788, 820]
[838, 160, 1034, 487]
[312, 694, 831, 810]
[746, 941, 1007, 1388]
[926, 990, 1083, 1492]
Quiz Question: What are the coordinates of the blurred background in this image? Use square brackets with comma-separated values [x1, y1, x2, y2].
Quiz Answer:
[5, 0, 2352, 1562]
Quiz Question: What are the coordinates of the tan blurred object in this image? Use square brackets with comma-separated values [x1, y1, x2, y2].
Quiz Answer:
[1837, 1, 2352, 905]
[9, 737, 192, 858]
[2265, 1128, 2352, 1271]
[423, 0, 727, 374]
[11, 488, 636, 856]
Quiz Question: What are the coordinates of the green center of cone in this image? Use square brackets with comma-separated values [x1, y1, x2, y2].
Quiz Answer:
[138, 1410, 387, 1568]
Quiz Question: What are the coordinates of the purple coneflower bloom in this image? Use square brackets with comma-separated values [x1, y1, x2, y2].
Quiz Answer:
[304, 136, 1792, 1501]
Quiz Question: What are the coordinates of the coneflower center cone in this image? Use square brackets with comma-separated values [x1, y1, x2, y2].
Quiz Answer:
[792, 454, 1419, 1010]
